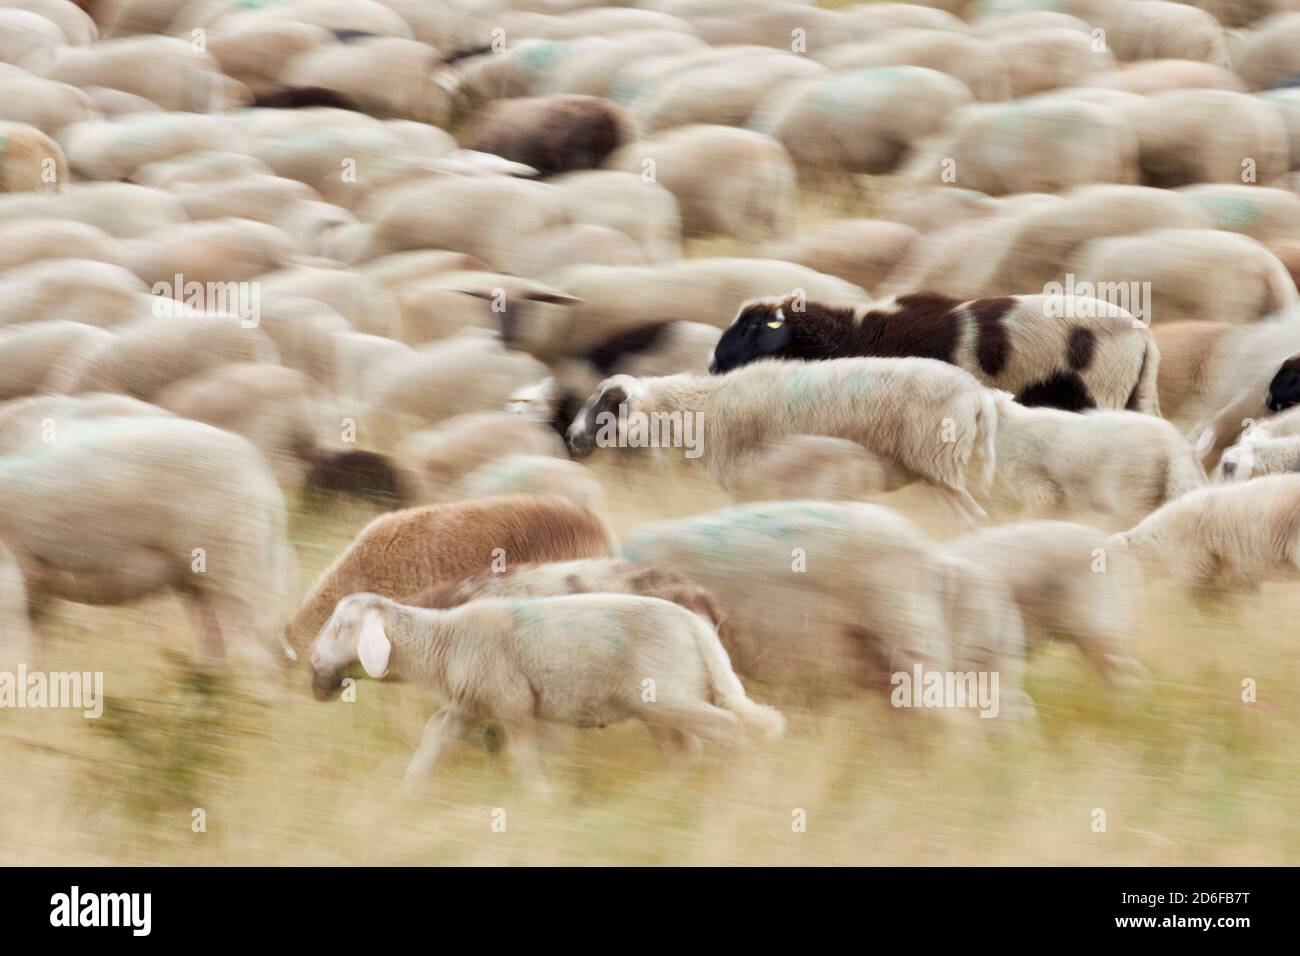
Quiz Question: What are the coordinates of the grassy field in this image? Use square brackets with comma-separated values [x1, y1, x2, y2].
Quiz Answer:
[2, 453, 1298, 867]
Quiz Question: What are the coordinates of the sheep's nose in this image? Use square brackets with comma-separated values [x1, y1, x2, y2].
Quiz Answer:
[707, 356, 718, 374]
[1222, 460, 1236, 478]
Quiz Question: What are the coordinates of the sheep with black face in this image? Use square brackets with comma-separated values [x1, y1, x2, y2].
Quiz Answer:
[710, 292, 1161, 415]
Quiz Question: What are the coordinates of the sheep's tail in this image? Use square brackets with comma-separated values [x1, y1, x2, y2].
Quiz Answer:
[690, 616, 784, 737]
[1126, 335, 1163, 416]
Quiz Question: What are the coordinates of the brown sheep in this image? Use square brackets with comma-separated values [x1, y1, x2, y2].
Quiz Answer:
[467, 95, 627, 177]
[283, 495, 616, 654]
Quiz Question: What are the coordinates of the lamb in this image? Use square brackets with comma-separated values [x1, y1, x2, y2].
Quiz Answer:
[283, 495, 616, 654]
[0, 121, 66, 193]
[989, 395, 1206, 526]
[466, 95, 627, 176]
[948, 521, 1145, 685]
[309, 591, 782, 785]
[0, 415, 294, 671]
[621, 501, 1021, 701]
[711, 292, 1161, 415]
[1110, 474, 1300, 594]
[567, 359, 997, 522]
[604, 125, 797, 241]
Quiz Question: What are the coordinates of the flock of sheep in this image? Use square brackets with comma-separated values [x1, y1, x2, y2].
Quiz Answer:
[3, 0, 1300, 791]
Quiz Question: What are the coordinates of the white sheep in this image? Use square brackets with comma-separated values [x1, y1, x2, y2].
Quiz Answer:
[309, 591, 783, 784]
[0, 182, 185, 238]
[605, 125, 797, 241]
[990, 394, 1207, 526]
[48, 312, 281, 400]
[0, 415, 294, 671]
[152, 363, 326, 486]
[0, 321, 112, 401]
[622, 500, 1026, 707]
[391, 411, 566, 503]
[568, 359, 997, 522]
[950, 521, 1145, 684]
[450, 453, 608, 516]
[1111, 474, 1300, 594]
[359, 335, 551, 451]
[0, 259, 147, 329]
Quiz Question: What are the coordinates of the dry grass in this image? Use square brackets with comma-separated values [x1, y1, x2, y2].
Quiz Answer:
[2, 453, 1298, 866]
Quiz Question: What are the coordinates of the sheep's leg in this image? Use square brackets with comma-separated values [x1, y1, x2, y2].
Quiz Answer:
[500, 716, 553, 796]
[184, 594, 227, 668]
[401, 707, 471, 790]
[648, 724, 702, 771]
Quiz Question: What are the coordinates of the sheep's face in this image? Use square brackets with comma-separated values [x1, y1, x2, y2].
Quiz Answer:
[1267, 355, 1300, 413]
[710, 299, 793, 374]
[310, 594, 389, 701]
[506, 377, 558, 422]
[566, 375, 642, 457]
[1217, 444, 1255, 482]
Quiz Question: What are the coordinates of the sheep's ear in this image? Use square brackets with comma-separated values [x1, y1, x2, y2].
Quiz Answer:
[451, 288, 496, 301]
[357, 609, 391, 679]
[1193, 427, 1216, 459]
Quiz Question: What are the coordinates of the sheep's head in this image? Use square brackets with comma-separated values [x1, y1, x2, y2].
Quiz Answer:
[710, 297, 794, 374]
[1267, 354, 1300, 413]
[566, 374, 645, 458]
[310, 593, 393, 701]
[1216, 443, 1255, 482]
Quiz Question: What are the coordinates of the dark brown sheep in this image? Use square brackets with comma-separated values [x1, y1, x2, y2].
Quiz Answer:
[467, 94, 627, 176]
